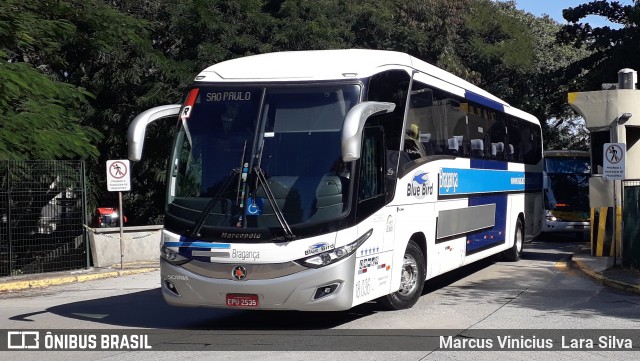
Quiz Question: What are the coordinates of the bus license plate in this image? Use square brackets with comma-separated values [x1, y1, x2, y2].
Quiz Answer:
[226, 294, 259, 308]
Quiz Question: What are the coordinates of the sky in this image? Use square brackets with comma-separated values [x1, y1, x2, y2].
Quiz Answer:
[510, 0, 635, 28]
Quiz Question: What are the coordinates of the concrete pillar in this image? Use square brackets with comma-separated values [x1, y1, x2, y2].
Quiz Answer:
[568, 70, 640, 257]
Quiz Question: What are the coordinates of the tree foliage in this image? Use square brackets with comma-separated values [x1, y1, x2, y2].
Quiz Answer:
[487, 1, 592, 150]
[554, 1, 640, 149]
[2, 0, 614, 224]
[0, 1, 101, 160]
[560, 0, 640, 90]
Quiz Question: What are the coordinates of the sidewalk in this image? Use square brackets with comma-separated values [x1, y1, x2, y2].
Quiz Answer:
[0, 261, 160, 292]
[569, 245, 640, 294]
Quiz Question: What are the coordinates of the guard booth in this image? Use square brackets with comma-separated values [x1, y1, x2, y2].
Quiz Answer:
[568, 69, 640, 267]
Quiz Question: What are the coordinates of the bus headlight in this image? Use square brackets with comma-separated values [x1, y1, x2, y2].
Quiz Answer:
[161, 244, 190, 265]
[295, 228, 373, 268]
[545, 210, 558, 222]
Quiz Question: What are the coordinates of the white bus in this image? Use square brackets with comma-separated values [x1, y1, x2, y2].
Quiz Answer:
[127, 49, 543, 311]
[542, 150, 590, 239]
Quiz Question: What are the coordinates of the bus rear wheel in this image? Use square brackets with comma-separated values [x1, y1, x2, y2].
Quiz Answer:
[378, 240, 425, 310]
[502, 218, 524, 262]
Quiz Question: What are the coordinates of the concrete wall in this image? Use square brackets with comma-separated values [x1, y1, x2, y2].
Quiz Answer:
[88, 225, 162, 267]
[568, 84, 639, 258]
[569, 89, 640, 179]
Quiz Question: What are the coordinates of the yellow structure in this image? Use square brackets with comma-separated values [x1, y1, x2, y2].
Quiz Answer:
[568, 69, 640, 257]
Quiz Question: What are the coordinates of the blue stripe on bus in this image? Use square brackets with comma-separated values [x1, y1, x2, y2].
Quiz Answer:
[465, 91, 505, 112]
[164, 241, 231, 249]
[439, 167, 526, 196]
[466, 194, 507, 254]
[465, 160, 508, 255]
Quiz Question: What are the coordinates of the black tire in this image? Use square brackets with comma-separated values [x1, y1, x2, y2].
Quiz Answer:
[503, 218, 524, 262]
[378, 240, 425, 310]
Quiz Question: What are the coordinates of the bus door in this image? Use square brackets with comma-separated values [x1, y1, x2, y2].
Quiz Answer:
[353, 125, 396, 304]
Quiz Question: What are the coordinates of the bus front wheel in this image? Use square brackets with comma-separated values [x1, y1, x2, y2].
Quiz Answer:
[378, 240, 425, 310]
[502, 218, 524, 262]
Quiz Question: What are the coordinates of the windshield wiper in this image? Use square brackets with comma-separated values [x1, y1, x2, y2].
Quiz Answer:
[189, 171, 238, 237]
[254, 167, 294, 239]
[250, 123, 294, 240]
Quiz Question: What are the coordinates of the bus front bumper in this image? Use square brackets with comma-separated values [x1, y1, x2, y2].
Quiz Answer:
[542, 219, 590, 233]
[160, 256, 356, 311]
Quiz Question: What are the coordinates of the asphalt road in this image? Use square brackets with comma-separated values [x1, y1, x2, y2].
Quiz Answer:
[1, 238, 639, 360]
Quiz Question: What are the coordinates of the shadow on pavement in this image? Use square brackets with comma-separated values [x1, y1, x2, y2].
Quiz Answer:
[15, 258, 499, 330]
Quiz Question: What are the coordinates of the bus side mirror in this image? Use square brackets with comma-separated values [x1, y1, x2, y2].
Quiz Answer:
[127, 104, 182, 161]
[341, 101, 396, 162]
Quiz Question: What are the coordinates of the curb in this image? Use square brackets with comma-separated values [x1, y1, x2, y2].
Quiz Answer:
[0, 267, 159, 293]
[553, 255, 571, 270]
[570, 259, 640, 295]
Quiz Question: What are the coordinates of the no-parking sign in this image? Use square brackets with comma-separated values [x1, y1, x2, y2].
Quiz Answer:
[106, 159, 131, 191]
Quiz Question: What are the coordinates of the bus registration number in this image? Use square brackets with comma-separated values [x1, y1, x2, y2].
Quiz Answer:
[226, 294, 259, 308]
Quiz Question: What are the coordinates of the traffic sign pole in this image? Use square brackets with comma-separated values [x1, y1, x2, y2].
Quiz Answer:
[106, 159, 131, 269]
[614, 179, 617, 266]
[119, 191, 124, 269]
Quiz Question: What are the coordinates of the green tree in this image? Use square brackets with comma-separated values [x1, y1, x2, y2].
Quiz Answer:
[460, 0, 536, 95]
[560, 0, 640, 90]
[2, 0, 604, 225]
[1, 1, 189, 224]
[0, 1, 100, 160]
[104, 0, 274, 224]
[261, 0, 353, 51]
[461, 1, 591, 150]
[58, 1, 185, 224]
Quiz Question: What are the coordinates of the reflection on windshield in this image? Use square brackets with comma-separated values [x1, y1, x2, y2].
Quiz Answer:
[545, 174, 590, 212]
[167, 84, 360, 234]
[545, 158, 590, 174]
[544, 156, 590, 212]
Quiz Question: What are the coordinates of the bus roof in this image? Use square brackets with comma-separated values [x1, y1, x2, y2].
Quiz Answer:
[544, 150, 590, 158]
[195, 49, 508, 108]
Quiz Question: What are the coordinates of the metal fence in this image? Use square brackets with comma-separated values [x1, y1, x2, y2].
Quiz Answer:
[623, 180, 640, 268]
[0, 161, 87, 277]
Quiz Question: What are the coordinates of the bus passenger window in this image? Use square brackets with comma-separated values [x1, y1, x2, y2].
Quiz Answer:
[471, 139, 484, 158]
[447, 137, 460, 155]
[522, 122, 542, 164]
[492, 142, 505, 159]
[488, 116, 507, 160]
[404, 123, 427, 160]
[359, 128, 385, 201]
[506, 116, 523, 162]
[406, 74, 467, 158]
[420, 132, 433, 156]
[507, 144, 515, 160]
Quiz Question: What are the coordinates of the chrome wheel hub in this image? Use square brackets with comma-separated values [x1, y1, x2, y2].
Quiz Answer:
[398, 253, 418, 296]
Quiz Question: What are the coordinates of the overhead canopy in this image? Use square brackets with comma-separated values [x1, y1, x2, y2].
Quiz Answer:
[568, 89, 640, 129]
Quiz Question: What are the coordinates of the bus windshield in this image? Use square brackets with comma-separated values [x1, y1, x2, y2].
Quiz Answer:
[167, 84, 360, 236]
[544, 156, 590, 213]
